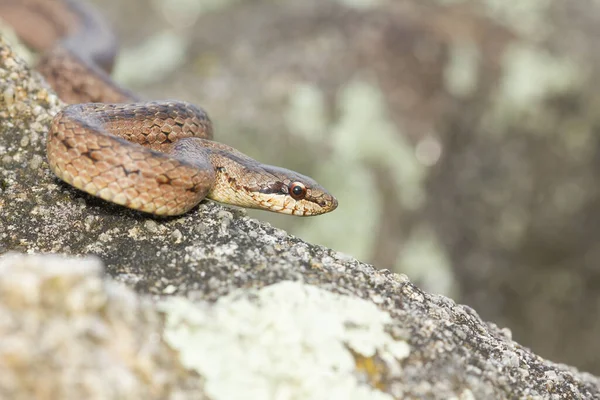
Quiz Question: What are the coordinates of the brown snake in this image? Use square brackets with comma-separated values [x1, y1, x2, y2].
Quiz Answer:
[0, 0, 338, 216]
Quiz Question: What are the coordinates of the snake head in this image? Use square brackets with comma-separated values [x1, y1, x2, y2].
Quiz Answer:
[252, 166, 338, 216]
[207, 158, 338, 216]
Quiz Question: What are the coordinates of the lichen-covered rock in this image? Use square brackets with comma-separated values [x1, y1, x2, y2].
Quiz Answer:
[161, 280, 411, 399]
[2, 250, 600, 399]
[0, 253, 203, 400]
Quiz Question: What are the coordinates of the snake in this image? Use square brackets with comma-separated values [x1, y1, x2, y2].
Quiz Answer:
[0, 0, 338, 216]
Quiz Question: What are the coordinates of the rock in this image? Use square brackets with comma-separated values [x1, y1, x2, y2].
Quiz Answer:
[0, 253, 204, 400]
[1, 17, 600, 400]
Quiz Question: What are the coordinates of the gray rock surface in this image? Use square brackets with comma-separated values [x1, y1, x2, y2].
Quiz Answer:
[2, 33, 600, 399]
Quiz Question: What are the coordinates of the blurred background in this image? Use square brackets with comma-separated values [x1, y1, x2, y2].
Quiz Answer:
[8, 0, 600, 376]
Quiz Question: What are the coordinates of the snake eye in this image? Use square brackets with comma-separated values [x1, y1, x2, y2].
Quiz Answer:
[289, 182, 307, 200]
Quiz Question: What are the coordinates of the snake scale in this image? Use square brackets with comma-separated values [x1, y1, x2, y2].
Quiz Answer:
[0, 0, 338, 216]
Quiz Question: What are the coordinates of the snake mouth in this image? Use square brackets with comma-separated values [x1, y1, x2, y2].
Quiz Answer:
[303, 193, 338, 216]
[254, 192, 338, 216]
[208, 187, 337, 216]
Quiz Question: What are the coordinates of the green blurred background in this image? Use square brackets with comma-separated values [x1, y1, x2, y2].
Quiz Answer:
[47, 0, 600, 376]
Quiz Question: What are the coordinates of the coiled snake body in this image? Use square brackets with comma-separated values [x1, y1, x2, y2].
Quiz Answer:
[0, 0, 337, 216]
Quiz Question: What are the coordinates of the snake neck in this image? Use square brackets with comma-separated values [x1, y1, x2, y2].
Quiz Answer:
[170, 138, 337, 215]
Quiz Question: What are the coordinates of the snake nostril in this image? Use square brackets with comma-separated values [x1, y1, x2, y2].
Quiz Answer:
[327, 197, 338, 209]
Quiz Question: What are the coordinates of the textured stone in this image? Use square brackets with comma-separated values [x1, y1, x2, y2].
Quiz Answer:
[0, 253, 203, 400]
